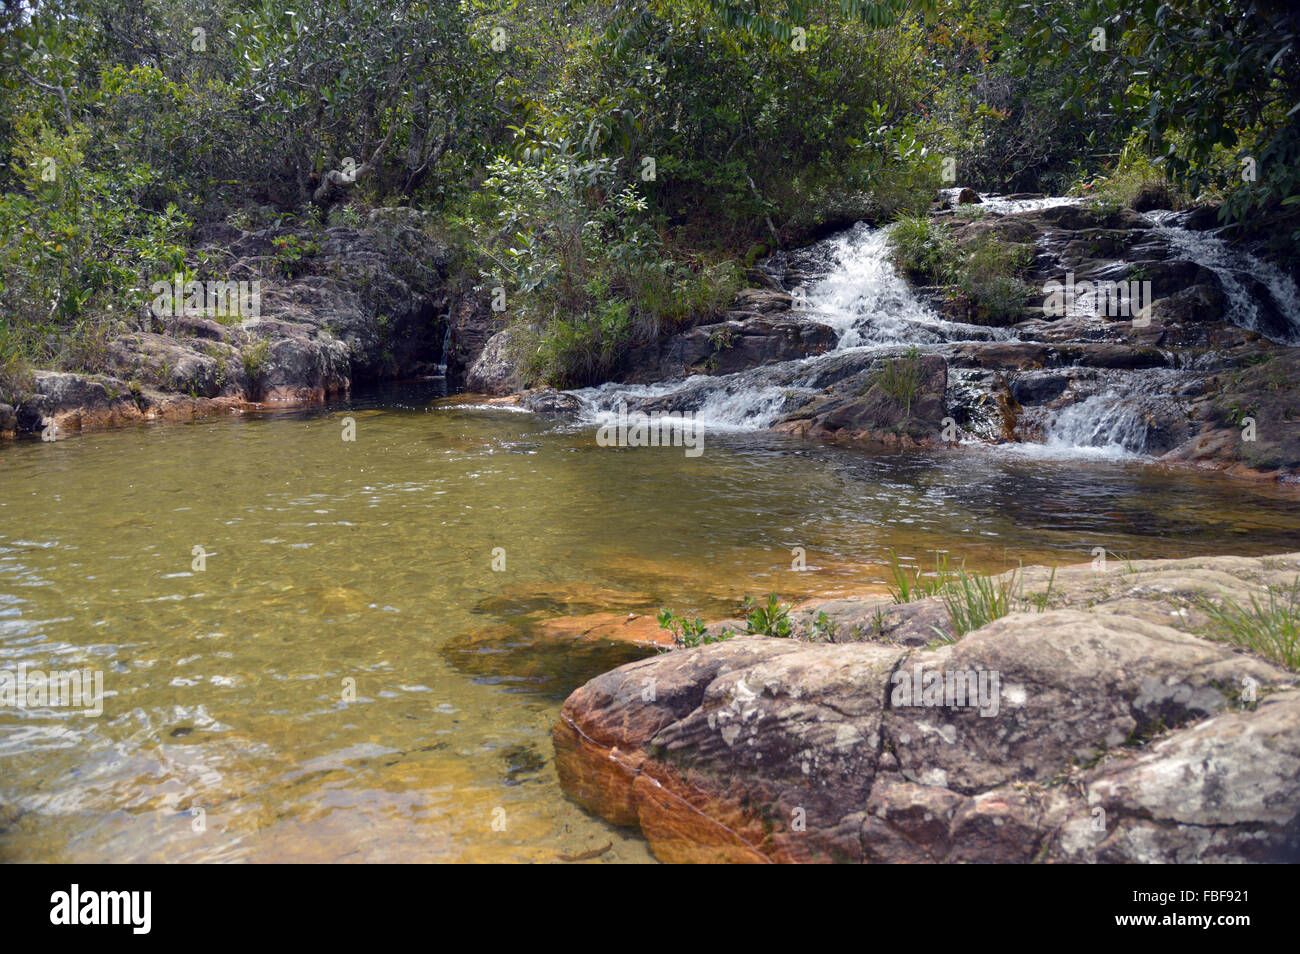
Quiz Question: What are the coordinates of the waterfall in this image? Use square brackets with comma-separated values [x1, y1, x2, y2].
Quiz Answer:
[797, 223, 1010, 347]
[569, 194, 1285, 458]
[576, 212, 1025, 429]
[1146, 209, 1300, 344]
[1033, 394, 1147, 459]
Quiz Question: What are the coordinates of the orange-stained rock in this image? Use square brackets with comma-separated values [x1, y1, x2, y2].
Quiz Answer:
[554, 559, 1300, 863]
[631, 772, 769, 864]
[533, 612, 674, 648]
[552, 715, 647, 828]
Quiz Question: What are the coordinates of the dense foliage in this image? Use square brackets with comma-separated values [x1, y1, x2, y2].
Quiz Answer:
[2, 0, 1297, 396]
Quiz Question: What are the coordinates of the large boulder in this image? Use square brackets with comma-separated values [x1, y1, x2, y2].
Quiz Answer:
[466, 327, 526, 395]
[775, 352, 948, 445]
[620, 313, 837, 383]
[555, 552, 1300, 863]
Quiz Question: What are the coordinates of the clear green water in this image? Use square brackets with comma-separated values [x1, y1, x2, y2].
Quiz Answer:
[3, 380, 1300, 862]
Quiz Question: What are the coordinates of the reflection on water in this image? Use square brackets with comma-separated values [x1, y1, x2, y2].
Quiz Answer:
[2, 380, 1300, 862]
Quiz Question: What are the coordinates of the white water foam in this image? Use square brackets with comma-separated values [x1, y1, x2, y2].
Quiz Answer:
[1010, 393, 1147, 460]
[940, 189, 1083, 215]
[1146, 210, 1300, 344]
[576, 375, 794, 431]
[798, 222, 1014, 348]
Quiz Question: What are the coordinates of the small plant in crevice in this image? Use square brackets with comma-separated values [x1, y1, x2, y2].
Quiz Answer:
[241, 337, 272, 391]
[872, 345, 925, 416]
[807, 610, 840, 642]
[886, 550, 1058, 642]
[657, 608, 724, 648]
[743, 592, 793, 637]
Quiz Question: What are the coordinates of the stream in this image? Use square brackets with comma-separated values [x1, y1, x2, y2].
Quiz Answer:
[3, 196, 1299, 862]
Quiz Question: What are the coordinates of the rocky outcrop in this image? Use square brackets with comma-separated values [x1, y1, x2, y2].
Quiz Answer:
[774, 352, 948, 445]
[917, 202, 1300, 476]
[461, 287, 839, 395]
[444, 287, 500, 389]
[554, 552, 1300, 863]
[620, 312, 837, 383]
[5, 208, 467, 438]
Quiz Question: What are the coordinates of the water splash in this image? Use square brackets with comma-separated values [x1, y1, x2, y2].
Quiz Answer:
[1028, 393, 1147, 460]
[940, 189, 1083, 215]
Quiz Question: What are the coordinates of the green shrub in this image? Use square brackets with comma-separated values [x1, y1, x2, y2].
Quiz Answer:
[657, 608, 725, 649]
[953, 236, 1034, 324]
[743, 593, 793, 638]
[888, 215, 955, 282]
[873, 346, 925, 416]
[889, 217, 1033, 324]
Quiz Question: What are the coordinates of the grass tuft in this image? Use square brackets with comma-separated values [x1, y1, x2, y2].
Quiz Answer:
[1199, 578, 1300, 671]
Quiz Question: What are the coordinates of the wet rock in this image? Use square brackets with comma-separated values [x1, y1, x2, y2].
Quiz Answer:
[531, 612, 674, 648]
[473, 581, 657, 618]
[1183, 204, 1223, 231]
[1165, 346, 1300, 477]
[444, 621, 653, 702]
[620, 313, 836, 383]
[1148, 282, 1228, 328]
[519, 388, 583, 416]
[466, 327, 526, 395]
[775, 353, 948, 445]
[19, 370, 144, 433]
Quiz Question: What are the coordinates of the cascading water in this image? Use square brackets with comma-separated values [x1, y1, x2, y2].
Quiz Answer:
[941, 189, 1084, 216]
[1014, 393, 1148, 460]
[574, 216, 1023, 429]
[569, 193, 1287, 459]
[796, 223, 1012, 347]
[1145, 209, 1300, 345]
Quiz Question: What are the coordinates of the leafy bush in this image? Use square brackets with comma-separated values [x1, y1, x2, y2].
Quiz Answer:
[955, 237, 1034, 324]
[0, 118, 191, 385]
[888, 216, 955, 282]
[889, 218, 1032, 323]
